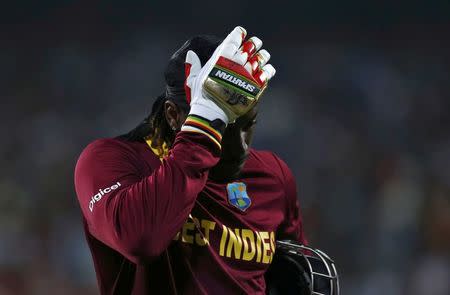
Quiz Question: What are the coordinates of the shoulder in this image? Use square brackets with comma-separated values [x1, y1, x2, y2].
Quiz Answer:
[77, 137, 156, 164]
[74, 138, 153, 198]
[248, 149, 294, 182]
[75, 138, 150, 178]
[79, 138, 136, 157]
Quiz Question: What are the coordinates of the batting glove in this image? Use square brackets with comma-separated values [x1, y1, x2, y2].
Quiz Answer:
[185, 26, 276, 124]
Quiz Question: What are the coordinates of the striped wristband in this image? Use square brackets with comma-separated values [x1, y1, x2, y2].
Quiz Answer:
[181, 115, 225, 149]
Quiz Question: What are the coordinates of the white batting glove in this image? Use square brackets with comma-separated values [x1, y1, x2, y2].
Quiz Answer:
[185, 26, 276, 124]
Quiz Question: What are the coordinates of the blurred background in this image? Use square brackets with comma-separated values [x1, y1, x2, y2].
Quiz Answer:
[1, 1, 449, 294]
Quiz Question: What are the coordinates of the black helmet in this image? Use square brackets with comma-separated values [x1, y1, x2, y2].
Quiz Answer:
[164, 35, 221, 107]
[266, 240, 340, 295]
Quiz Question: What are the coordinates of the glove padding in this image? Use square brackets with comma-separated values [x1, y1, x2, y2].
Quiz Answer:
[185, 26, 276, 123]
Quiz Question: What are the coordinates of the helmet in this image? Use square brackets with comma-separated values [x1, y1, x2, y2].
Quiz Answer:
[164, 35, 221, 107]
[266, 240, 340, 295]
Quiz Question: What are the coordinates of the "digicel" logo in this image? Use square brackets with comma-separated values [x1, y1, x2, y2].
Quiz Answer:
[89, 182, 121, 212]
[214, 69, 256, 93]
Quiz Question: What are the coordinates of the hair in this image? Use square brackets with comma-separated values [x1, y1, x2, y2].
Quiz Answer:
[118, 93, 189, 156]
[119, 35, 221, 152]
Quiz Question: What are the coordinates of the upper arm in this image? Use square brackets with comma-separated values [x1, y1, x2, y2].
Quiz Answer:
[75, 140, 146, 261]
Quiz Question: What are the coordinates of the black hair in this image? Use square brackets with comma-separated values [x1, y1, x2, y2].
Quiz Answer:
[119, 35, 221, 151]
[118, 93, 178, 147]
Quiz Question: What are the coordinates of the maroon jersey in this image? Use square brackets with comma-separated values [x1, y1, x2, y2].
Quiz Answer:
[74, 126, 306, 294]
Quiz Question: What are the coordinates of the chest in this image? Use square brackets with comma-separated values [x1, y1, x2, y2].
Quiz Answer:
[172, 172, 286, 270]
[199, 176, 286, 230]
[136, 145, 287, 269]
[137, 145, 287, 233]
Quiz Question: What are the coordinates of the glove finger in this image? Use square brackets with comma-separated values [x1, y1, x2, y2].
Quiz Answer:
[244, 49, 271, 74]
[232, 51, 248, 65]
[185, 50, 202, 86]
[240, 36, 262, 57]
[244, 61, 253, 74]
[255, 49, 271, 68]
[233, 38, 265, 67]
[221, 43, 241, 60]
[262, 64, 276, 80]
[220, 26, 246, 59]
[185, 50, 202, 77]
[224, 26, 247, 48]
[255, 64, 276, 84]
[184, 50, 202, 104]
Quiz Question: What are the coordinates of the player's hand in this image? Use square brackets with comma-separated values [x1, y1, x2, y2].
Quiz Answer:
[185, 26, 276, 124]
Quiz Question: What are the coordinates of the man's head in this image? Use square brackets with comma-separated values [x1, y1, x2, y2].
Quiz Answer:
[164, 35, 259, 181]
[161, 35, 221, 140]
[124, 35, 258, 181]
[163, 99, 258, 182]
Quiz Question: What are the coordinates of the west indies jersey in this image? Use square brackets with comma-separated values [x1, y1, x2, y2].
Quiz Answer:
[74, 115, 306, 295]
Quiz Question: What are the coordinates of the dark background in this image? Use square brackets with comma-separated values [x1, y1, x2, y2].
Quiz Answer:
[1, 1, 449, 294]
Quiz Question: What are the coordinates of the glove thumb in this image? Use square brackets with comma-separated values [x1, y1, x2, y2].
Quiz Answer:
[185, 50, 202, 104]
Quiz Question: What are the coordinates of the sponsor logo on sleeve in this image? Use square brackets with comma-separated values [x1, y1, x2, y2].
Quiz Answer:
[88, 182, 121, 212]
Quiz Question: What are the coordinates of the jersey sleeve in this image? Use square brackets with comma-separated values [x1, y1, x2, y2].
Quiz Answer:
[75, 118, 223, 264]
[271, 154, 308, 245]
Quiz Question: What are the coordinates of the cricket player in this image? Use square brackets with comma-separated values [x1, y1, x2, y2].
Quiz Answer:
[75, 26, 307, 294]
